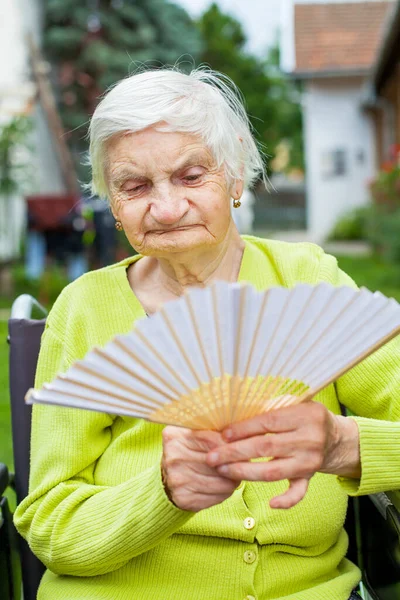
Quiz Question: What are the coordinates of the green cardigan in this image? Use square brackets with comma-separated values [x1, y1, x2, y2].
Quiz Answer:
[14, 236, 400, 600]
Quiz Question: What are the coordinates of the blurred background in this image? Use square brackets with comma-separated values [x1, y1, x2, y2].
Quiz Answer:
[1, 0, 400, 466]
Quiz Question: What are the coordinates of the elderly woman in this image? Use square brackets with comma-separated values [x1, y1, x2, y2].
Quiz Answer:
[14, 68, 400, 600]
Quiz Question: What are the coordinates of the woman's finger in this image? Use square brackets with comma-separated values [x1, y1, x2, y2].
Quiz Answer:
[222, 401, 315, 442]
[187, 476, 238, 495]
[216, 457, 315, 482]
[269, 478, 309, 509]
[207, 432, 301, 467]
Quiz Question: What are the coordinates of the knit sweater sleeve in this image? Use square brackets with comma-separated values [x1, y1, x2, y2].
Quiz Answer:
[318, 252, 400, 496]
[14, 303, 193, 577]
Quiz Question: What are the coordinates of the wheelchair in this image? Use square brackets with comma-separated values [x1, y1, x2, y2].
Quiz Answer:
[0, 295, 399, 600]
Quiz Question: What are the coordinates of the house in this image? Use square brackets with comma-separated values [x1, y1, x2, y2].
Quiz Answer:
[364, 0, 400, 165]
[281, 0, 394, 243]
[0, 0, 66, 264]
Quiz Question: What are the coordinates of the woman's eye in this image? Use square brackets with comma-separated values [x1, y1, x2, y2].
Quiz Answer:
[183, 174, 201, 183]
[124, 184, 146, 193]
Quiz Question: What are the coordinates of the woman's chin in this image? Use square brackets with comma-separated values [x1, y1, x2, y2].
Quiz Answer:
[142, 228, 213, 255]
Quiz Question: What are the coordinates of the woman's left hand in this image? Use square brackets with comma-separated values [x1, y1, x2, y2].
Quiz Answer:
[206, 401, 361, 509]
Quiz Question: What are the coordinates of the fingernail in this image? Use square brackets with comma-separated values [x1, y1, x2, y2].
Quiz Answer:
[218, 465, 229, 475]
[208, 452, 219, 464]
[223, 429, 233, 440]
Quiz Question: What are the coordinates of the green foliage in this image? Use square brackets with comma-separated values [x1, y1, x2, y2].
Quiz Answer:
[197, 3, 304, 173]
[10, 264, 69, 308]
[369, 165, 400, 211]
[328, 206, 372, 241]
[364, 160, 400, 268]
[366, 208, 400, 268]
[44, 0, 203, 165]
[335, 254, 400, 301]
[0, 116, 33, 195]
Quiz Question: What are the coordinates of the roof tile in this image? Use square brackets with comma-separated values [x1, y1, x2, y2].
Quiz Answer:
[294, 1, 394, 74]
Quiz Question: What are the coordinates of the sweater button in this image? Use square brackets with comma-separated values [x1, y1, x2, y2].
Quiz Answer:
[243, 550, 256, 564]
[244, 596, 256, 600]
[243, 517, 255, 530]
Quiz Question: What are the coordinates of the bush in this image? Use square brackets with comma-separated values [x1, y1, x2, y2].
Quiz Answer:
[366, 207, 400, 267]
[328, 206, 371, 241]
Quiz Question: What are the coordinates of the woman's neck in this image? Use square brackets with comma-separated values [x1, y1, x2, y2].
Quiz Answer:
[156, 229, 245, 295]
[128, 227, 245, 313]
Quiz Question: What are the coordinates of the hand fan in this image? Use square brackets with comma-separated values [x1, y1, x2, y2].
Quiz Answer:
[26, 282, 400, 430]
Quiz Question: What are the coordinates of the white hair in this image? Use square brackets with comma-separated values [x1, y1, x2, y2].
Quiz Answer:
[88, 66, 267, 199]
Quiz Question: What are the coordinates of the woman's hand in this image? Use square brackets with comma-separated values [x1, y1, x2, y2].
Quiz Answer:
[161, 426, 238, 512]
[206, 401, 361, 510]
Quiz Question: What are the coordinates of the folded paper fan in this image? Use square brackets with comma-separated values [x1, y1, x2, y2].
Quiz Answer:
[26, 282, 400, 430]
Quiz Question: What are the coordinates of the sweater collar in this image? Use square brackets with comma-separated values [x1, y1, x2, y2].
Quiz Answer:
[113, 236, 279, 321]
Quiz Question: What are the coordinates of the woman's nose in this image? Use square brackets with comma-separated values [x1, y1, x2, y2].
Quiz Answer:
[149, 184, 189, 225]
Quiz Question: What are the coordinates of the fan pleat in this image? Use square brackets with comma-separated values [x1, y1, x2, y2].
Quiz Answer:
[90, 346, 176, 404]
[33, 387, 149, 419]
[134, 316, 193, 394]
[113, 334, 183, 397]
[298, 291, 392, 386]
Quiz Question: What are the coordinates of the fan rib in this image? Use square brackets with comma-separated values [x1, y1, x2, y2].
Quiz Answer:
[88, 348, 176, 403]
[32, 385, 151, 418]
[270, 285, 339, 382]
[307, 309, 400, 390]
[297, 293, 391, 386]
[184, 293, 224, 429]
[233, 290, 267, 422]
[259, 286, 317, 402]
[252, 289, 292, 404]
[113, 338, 181, 398]
[56, 374, 161, 411]
[230, 286, 248, 423]
[211, 284, 229, 427]
[239, 290, 286, 416]
[260, 286, 348, 407]
[185, 294, 213, 381]
[71, 362, 172, 407]
[134, 328, 192, 394]
[159, 307, 203, 387]
[299, 322, 400, 405]
[280, 287, 365, 390]
[276, 288, 348, 388]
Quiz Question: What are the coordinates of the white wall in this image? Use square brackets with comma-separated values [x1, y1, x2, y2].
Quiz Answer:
[302, 77, 376, 242]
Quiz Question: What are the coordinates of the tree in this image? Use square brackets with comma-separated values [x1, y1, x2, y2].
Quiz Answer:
[197, 3, 304, 175]
[43, 0, 203, 180]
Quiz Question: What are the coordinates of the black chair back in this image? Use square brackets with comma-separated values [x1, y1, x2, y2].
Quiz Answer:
[8, 317, 46, 600]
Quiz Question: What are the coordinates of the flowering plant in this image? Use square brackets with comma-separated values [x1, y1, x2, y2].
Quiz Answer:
[369, 144, 400, 210]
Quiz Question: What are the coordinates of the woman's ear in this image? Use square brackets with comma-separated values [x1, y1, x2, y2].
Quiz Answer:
[110, 205, 119, 221]
[230, 179, 244, 201]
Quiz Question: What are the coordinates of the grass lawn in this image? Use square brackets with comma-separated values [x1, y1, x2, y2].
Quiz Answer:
[335, 254, 400, 302]
[0, 252, 400, 472]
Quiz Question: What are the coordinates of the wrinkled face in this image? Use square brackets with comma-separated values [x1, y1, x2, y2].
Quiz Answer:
[107, 127, 242, 257]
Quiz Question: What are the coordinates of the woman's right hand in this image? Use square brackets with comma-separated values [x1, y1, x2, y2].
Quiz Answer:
[161, 426, 238, 512]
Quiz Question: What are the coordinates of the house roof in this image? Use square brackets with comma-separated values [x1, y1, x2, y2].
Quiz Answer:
[294, 1, 394, 77]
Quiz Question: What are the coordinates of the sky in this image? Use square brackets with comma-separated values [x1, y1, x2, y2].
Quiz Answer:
[175, 0, 283, 57]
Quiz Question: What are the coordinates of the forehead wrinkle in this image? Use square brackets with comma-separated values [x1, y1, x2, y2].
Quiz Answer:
[109, 148, 215, 186]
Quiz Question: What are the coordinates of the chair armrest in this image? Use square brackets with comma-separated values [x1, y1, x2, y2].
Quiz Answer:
[370, 491, 400, 536]
[0, 464, 9, 496]
[361, 492, 400, 598]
